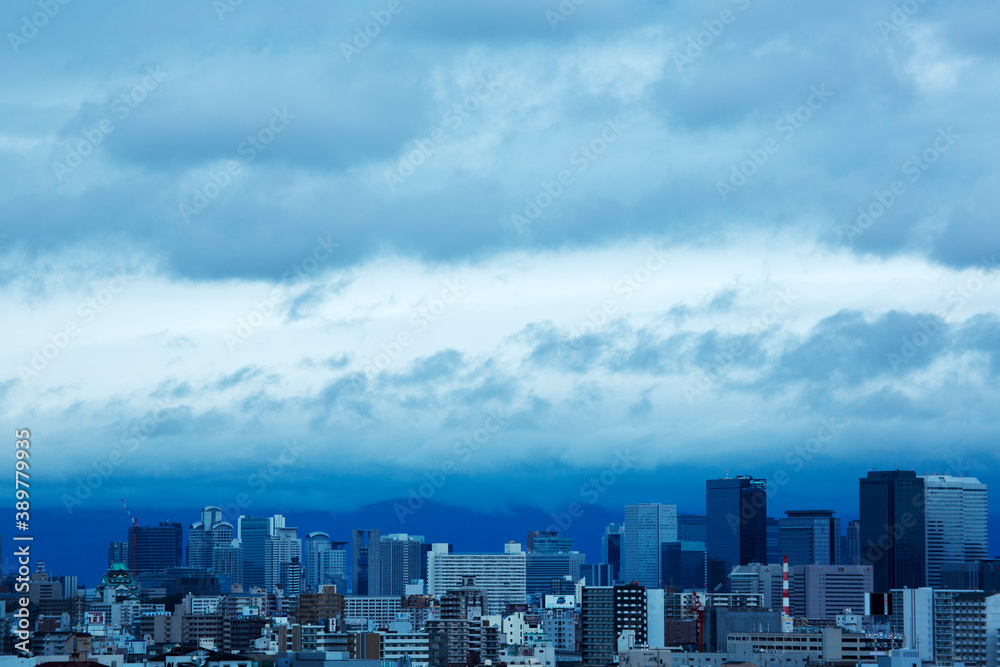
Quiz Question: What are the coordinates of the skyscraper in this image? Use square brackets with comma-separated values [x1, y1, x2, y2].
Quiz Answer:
[378, 533, 424, 595]
[128, 522, 183, 574]
[265, 517, 302, 595]
[187, 506, 235, 571]
[766, 517, 780, 566]
[661, 541, 707, 591]
[859, 470, 925, 591]
[622, 503, 678, 588]
[238, 516, 272, 589]
[706, 475, 768, 591]
[678, 515, 707, 543]
[920, 475, 988, 588]
[846, 520, 861, 566]
[303, 532, 348, 593]
[602, 523, 623, 582]
[352, 528, 381, 596]
[779, 510, 842, 566]
[213, 541, 243, 589]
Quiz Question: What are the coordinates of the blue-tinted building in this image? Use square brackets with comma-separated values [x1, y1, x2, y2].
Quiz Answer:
[859, 470, 925, 592]
[661, 541, 707, 591]
[129, 522, 183, 574]
[239, 515, 272, 588]
[706, 476, 768, 592]
[779, 510, 841, 566]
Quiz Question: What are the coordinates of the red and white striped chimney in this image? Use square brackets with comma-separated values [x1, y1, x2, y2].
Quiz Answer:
[782, 555, 789, 615]
[781, 555, 792, 632]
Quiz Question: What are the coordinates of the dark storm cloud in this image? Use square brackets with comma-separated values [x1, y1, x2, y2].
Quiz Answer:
[1, 0, 997, 280]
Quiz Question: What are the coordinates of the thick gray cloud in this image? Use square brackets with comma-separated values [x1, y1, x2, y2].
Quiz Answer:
[2, 0, 999, 523]
[1, 0, 997, 280]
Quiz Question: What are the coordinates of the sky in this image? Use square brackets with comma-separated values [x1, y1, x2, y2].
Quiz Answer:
[1, 1, 999, 579]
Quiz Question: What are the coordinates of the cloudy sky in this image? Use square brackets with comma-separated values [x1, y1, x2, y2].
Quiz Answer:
[2, 0, 999, 561]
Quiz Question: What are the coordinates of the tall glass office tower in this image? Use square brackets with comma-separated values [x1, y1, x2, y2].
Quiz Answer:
[859, 470, 925, 592]
[238, 515, 272, 589]
[779, 510, 841, 566]
[921, 474, 988, 588]
[621, 503, 677, 588]
[706, 475, 768, 592]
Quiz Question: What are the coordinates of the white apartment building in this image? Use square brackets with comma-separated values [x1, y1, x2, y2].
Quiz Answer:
[427, 542, 527, 616]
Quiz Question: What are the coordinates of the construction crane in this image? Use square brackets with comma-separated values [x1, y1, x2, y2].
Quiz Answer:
[688, 593, 705, 652]
[121, 499, 139, 574]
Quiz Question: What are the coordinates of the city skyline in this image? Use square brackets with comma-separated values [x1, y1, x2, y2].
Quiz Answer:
[4, 1, 1000, 665]
[15, 466, 998, 590]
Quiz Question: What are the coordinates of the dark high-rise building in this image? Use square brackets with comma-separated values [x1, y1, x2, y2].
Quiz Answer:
[846, 520, 861, 565]
[378, 533, 424, 595]
[859, 470, 925, 592]
[706, 476, 767, 591]
[238, 516, 271, 589]
[678, 515, 707, 543]
[352, 528, 381, 595]
[581, 583, 647, 666]
[766, 517, 779, 566]
[779, 510, 841, 566]
[939, 559, 1000, 593]
[128, 522, 183, 574]
[602, 523, 623, 582]
[661, 541, 707, 591]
